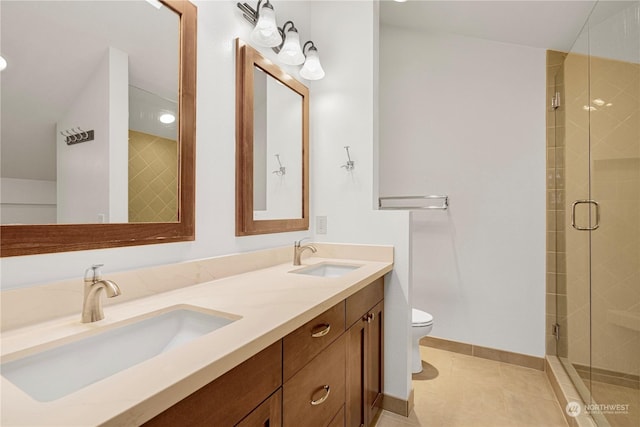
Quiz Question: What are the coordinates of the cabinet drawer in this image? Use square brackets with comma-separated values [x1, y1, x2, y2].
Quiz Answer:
[283, 333, 346, 427]
[345, 278, 383, 328]
[144, 341, 282, 427]
[283, 301, 345, 381]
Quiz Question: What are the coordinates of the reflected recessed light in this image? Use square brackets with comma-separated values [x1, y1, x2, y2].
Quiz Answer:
[159, 113, 175, 124]
[394, 0, 408, 2]
[582, 105, 596, 111]
[593, 98, 605, 106]
[145, 0, 163, 9]
[0, 55, 7, 72]
[606, 103, 613, 107]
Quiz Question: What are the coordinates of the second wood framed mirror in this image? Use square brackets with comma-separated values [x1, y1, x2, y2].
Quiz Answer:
[235, 39, 309, 236]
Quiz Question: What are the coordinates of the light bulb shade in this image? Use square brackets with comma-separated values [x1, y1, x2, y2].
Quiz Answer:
[277, 29, 305, 65]
[251, 4, 282, 47]
[300, 48, 325, 80]
[0, 55, 7, 71]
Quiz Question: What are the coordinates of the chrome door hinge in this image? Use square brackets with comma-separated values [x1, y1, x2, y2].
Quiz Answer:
[551, 92, 561, 110]
[552, 323, 560, 341]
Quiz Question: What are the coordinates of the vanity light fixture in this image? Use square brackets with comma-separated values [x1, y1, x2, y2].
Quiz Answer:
[276, 21, 305, 65]
[236, 2, 327, 78]
[0, 55, 7, 72]
[300, 41, 325, 81]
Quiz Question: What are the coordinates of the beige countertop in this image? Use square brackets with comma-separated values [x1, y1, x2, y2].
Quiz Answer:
[0, 255, 393, 426]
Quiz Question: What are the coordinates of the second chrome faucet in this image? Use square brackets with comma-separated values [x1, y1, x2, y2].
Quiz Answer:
[293, 238, 317, 266]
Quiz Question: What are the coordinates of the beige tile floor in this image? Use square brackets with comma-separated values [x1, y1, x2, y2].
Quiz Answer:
[376, 346, 569, 427]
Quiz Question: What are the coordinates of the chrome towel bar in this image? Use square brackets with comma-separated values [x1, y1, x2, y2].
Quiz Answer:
[378, 195, 449, 210]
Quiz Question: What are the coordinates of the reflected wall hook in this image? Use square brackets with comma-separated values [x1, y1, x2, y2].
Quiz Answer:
[341, 146, 355, 171]
[60, 127, 95, 145]
[272, 154, 286, 176]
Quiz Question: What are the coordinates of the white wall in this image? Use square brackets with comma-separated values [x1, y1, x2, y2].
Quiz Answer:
[0, 178, 56, 224]
[56, 49, 112, 224]
[56, 47, 128, 224]
[379, 26, 546, 357]
[309, 2, 413, 402]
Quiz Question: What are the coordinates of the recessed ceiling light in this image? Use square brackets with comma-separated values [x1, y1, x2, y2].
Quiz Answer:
[159, 113, 175, 124]
[394, 0, 408, 2]
[593, 98, 605, 106]
[0, 55, 7, 72]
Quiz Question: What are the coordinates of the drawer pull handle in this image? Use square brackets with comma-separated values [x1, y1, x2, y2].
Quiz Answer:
[310, 385, 331, 406]
[311, 324, 331, 338]
[363, 313, 375, 323]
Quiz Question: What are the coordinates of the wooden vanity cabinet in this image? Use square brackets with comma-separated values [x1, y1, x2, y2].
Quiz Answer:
[144, 277, 385, 427]
[345, 278, 384, 427]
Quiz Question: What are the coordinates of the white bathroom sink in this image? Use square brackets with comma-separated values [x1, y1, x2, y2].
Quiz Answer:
[1, 306, 238, 402]
[292, 263, 362, 278]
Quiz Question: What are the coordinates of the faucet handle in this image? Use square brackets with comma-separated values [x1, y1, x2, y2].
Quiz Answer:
[84, 264, 104, 283]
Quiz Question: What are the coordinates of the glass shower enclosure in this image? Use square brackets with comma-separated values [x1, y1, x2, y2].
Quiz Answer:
[553, 1, 640, 426]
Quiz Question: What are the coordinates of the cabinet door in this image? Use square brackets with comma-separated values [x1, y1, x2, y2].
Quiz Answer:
[365, 301, 384, 425]
[346, 317, 366, 427]
[236, 389, 282, 427]
[346, 300, 384, 427]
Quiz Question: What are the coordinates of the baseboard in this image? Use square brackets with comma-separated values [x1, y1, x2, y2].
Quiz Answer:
[421, 336, 545, 371]
[381, 389, 414, 417]
[573, 363, 640, 390]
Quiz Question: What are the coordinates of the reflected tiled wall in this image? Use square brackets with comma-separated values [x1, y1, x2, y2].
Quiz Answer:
[128, 130, 178, 223]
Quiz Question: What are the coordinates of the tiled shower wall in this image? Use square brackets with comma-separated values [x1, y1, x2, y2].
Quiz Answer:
[128, 130, 178, 223]
[546, 50, 567, 357]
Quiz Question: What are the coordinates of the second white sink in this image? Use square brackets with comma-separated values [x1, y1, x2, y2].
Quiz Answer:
[1, 306, 238, 402]
[292, 263, 362, 278]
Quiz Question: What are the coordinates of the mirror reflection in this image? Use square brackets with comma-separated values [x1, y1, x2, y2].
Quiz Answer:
[0, 0, 179, 225]
[235, 38, 309, 236]
[252, 66, 303, 220]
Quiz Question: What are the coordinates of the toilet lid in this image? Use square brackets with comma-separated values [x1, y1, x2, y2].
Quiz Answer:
[412, 308, 433, 326]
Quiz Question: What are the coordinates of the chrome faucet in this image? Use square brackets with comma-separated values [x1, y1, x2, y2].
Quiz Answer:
[293, 238, 317, 266]
[82, 264, 121, 323]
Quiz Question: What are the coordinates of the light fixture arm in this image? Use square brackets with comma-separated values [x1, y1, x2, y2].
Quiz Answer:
[237, 0, 272, 25]
[303, 40, 317, 55]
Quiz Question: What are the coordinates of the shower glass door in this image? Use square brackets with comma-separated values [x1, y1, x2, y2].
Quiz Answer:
[558, 2, 640, 426]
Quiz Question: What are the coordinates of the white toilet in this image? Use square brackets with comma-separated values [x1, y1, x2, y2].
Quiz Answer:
[411, 308, 434, 374]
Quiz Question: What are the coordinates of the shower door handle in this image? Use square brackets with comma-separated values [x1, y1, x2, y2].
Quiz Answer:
[571, 200, 600, 231]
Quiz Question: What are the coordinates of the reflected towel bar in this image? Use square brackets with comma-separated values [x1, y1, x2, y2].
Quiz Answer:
[378, 195, 449, 210]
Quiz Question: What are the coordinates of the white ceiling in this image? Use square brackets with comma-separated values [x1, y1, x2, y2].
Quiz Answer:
[380, 0, 599, 52]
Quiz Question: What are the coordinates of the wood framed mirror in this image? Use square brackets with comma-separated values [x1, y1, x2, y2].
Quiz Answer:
[235, 39, 309, 236]
[0, 0, 197, 257]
